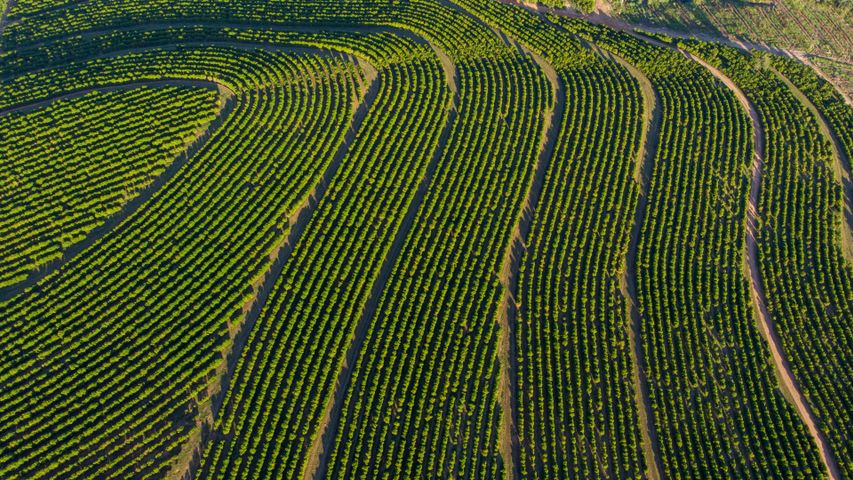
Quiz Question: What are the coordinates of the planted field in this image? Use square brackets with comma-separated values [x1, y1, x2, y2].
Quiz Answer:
[0, 0, 851, 479]
[0, 85, 219, 291]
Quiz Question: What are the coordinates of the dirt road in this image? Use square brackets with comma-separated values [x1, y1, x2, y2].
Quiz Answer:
[686, 50, 842, 480]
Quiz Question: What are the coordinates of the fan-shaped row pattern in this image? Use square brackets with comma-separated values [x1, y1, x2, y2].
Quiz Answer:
[0, 45, 362, 479]
[0, 86, 219, 290]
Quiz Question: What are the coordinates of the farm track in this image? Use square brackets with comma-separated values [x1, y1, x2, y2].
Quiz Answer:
[497, 2, 846, 475]
[436, 2, 564, 476]
[768, 64, 853, 266]
[682, 50, 842, 480]
[0, 79, 234, 302]
[301, 41, 459, 480]
[175, 50, 381, 480]
[595, 46, 664, 480]
[492, 48, 562, 480]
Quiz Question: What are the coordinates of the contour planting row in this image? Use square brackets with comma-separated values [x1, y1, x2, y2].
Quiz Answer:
[770, 55, 853, 265]
[0, 0, 508, 72]
[539, 14, 829, 478]
[0, 0, 510, 60]
[634, 51, 817, 479]
[587, 26, 825, 478]
[324, 52, 549, 480]
[0, 85, 219, 290]
[513, 58, 646, 479]
[0, 46, 363, 479]
[0, 0, 399, 48]
[443, 1, 653, 477]
[196, 35, 451, 480]
[770, 57, 853, 174]
[686, 42, 853, 478]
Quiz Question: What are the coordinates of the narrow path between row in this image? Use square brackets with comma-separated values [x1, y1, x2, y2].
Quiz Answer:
[0, 79, 235, 115]
[682, 50, 842, 480]
[0, 79, 234, 302]
[301, 41, 460, 480]
[491, 48, 562, 480]
[593, 45, 664, 480]
[176, 51, 382, 480]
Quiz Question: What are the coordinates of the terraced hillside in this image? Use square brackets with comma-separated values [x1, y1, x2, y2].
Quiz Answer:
[0, 0, 851, 479]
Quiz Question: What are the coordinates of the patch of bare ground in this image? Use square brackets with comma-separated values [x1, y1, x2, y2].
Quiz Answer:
[300, 41, 459, 480]
[169, 52, 380, 480]
[768, 63, 853, 267]
[492, 48, 562, 480]
[594, 45, 664, 480]
[683, 50, 842, 480]
[0, 80, 234, 302]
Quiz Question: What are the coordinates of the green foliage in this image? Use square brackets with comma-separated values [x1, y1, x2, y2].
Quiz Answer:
[0, 87, 218, 289]
[1, 0, 852, 478]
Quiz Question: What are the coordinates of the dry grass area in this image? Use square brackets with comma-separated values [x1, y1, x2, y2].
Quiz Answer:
[552, 0, 853, 96]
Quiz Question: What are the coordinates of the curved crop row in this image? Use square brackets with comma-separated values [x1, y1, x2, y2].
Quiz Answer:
[551, 15, 826, 479]
[0, 0, 398, 48]
[195, 34, 451, 480]
[0, 46, 362, 479]
[426, 1, 652, 477]
[513, 59, 645, 480]
[0, 86, 219, 290]
[324, 52, 548, 480]
[684, 42, 852, 478]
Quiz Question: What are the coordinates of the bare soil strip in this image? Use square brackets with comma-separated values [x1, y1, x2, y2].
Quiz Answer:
[173, 52, 381, 480]
[595, 46, 664, 480]
[492, 49, 562, 480]
[0, 80, 234, 302]
[302, 42, 459, 480]
[684, 51, 842, 480]
[768, 64, 853, 266]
